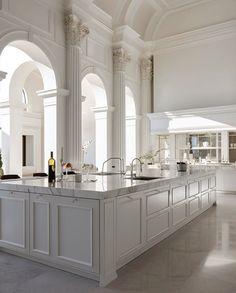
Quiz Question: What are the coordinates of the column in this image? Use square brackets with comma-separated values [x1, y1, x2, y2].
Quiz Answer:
[37, 88, 69, 173]
[65, 14, 89, 169]
[0, 71, 8, 174]
[140, 57, 153, 156]
[112, 48, 130, 164]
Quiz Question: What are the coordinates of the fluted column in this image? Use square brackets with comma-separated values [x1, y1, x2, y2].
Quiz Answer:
[140, 57, 153, 155]
[65, 14, 89, 168]
[112, 48, 130, 164]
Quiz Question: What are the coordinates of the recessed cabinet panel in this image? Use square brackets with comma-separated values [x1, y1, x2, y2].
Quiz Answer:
[31, 201, 50, 255]
[189, 197, 200, 215]
[189, 182, 199, 197]
[0, 196, 25, 248]
[202, 193, 209, 208]
[172, 186, 186, 204]
[173, 203, 187, 226]
[146, 190, 169, 215]
[201, 179, 209, 192]
[58, 205, 92, 266]
[117, 196, 142, 259]
[147, 212, 169, 241]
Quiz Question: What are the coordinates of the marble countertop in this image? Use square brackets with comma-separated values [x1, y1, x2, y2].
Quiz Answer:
[0, 169, 215, 200]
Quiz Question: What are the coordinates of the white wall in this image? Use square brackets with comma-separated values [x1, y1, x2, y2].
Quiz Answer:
[154, 36, 236, 112]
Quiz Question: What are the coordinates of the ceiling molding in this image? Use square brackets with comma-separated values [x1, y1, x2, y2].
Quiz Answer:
[113, 25, 144, 57]
[146, 19, 236, 54]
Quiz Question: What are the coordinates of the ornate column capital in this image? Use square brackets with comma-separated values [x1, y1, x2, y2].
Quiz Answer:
[113, 47, 131, 72]
[0, 71, 7, 81]
[141, 57, 153, 80]
[64, 14, 89, 47]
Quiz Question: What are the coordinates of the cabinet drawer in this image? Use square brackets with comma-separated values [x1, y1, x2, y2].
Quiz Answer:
[147, 211, 169, 241]
[201, 179, 209, 192]
[189, 182, 199, 197]
[202, 192, 209, 208]
[189, 197, 200, 215]
[172, 186, 186, 204]
[173, 203, 187, 226]
[146, 190, 169, 216]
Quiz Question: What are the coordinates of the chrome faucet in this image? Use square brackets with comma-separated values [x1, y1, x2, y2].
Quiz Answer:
[102, 157, 125, 174]
[130, 158, 143, 179]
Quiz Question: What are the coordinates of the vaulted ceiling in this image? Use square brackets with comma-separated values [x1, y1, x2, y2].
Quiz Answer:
[93, 0, 236, 41]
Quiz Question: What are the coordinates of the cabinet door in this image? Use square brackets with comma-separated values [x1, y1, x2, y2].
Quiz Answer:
[210, 176, 216, 189]
[52, 197, 99, 274]
[0, 190, 29, 255]
[117, 193, 144, 260]
[201, 178, 209, 192]
[189, 181, 199, 197]
[189, 196, 200, 216]
[172, 202, 187, 226]
[146, 188, 169, 216]
[30, 193, 51, 259]
[202, 192, 209, 208]
[172, 185, 186, 204]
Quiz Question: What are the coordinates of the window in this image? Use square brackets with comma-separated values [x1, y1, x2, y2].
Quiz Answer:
[21, 89, 29, 111]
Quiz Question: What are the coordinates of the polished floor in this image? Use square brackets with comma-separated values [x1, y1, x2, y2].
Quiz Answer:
[1, 193, 236, 293]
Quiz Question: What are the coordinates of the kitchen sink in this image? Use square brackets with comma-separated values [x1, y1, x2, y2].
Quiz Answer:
[124, 176, 163, 181]
[91, 172, 125, 176]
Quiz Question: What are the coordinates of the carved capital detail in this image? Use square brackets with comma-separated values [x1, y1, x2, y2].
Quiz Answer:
[141, 57, 153, 80]
[113, 48, 131, 72]
[0, 71, 7, 81]
[65, 14, 89, 47]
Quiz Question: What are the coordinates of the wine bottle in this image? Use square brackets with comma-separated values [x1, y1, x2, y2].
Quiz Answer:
[48, 151, 56, 182]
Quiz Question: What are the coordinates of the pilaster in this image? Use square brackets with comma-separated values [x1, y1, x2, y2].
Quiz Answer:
[112, 47, 130, 164]
[140, 56, 153, 155]
[65, 13, 89, 168]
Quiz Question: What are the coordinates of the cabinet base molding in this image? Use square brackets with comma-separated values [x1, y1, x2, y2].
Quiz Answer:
[0, 247, 100, 282]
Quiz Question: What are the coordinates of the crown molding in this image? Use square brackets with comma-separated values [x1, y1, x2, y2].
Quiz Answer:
[148, 104, 236, 133]
[148, 104, 236, 120]
[113, 25, 145, 58]
[146, 19, 236, 54]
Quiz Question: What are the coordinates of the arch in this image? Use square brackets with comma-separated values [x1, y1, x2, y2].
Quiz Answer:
[81, 73, 109, 170]
[0, 36, 59, 176]
[81, 66, 111, 106]
[0, 30, 62, 88]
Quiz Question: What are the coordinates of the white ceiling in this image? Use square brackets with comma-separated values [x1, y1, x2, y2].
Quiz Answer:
[93, 0, 236, 41]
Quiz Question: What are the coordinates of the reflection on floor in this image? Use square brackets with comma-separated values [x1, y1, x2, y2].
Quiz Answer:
[1, 193, 236, 293]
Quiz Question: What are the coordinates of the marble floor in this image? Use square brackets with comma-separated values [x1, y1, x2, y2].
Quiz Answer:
[1, 193, 236, 293]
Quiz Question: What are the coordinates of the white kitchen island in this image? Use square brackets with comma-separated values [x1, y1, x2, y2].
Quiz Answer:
[0, 169, 216, 286]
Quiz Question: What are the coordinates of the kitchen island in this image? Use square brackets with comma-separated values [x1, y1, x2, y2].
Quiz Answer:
[0, 169, 216, 286]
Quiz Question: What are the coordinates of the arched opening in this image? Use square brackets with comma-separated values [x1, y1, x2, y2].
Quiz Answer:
[0, 41, 57, 176]
[125, 86, 136, 165]
[81, 73, 108, 170]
